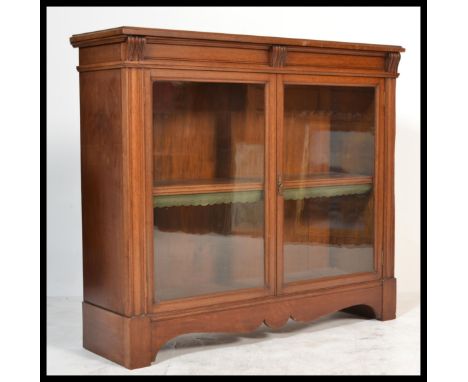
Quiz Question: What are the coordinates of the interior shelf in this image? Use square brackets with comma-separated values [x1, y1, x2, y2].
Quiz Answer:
[283, 183, 371, 200]
[153, 178, 263, 195]
[152, 174, 372, 208]
[283, 173, 372, 189]
[283, 173, 372, 201]
[153, 189, 263, 208]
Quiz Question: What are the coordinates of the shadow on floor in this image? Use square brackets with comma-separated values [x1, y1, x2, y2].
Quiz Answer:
[156, 293, 421, 365]
[155, 310, 373, 364]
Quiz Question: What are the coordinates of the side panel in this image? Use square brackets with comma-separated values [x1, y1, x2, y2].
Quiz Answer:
[80, 69, 129, 314]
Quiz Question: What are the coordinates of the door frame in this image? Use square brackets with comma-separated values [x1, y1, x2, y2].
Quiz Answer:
[145, 68, 277, 314]
[276, 74, 385, 295]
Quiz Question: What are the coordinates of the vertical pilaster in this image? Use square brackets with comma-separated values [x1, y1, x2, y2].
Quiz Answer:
[380, 50, 400, 320]
[122, 66, 147, 316]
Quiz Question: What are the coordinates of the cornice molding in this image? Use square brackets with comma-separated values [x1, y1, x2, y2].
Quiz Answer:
[70, 27, 405, 53]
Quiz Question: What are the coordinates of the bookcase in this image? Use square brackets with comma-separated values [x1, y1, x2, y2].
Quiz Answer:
[70, 27, 404, 369]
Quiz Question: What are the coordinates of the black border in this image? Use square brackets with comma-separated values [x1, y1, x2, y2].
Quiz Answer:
[43, 3, 427, 378]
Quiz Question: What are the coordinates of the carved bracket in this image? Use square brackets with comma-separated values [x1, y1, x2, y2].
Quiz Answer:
[270, 45, 287, 67]
[385, 52, 401, 74]
[127, 36, 146, 61]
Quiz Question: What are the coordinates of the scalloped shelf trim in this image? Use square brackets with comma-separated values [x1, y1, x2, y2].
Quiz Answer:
[283, 184, 372, 200]
[153, 190, 263, 208]
[153, 184, 372, 208]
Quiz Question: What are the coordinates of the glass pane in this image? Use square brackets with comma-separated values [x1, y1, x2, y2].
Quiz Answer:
[283, 85, 375, 283]
[154, 202, 264, 300]
[153, 81, 265, 301]
[284, 193, 374, 282]
[153, 81, 265, 185]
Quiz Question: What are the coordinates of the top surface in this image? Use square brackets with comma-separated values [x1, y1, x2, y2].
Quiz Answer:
[70, 26, 405, 53]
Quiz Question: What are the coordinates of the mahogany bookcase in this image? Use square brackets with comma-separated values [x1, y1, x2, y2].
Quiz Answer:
[70, 27, 404, 369]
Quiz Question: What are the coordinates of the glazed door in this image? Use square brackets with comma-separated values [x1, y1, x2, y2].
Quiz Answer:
[148, 69, 276, 312]
[276, 75, 384, 294]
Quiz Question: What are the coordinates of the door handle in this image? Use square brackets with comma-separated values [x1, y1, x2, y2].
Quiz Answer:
[277, 175, 283, 196]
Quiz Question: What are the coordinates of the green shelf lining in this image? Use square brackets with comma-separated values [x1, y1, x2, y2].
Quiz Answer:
[153, 190, 263, 208]
[153, 183, 372, 208]
[283, 184, 372, 201]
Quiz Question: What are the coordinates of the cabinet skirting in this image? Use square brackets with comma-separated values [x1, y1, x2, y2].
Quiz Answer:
[83, 278, 396, 369]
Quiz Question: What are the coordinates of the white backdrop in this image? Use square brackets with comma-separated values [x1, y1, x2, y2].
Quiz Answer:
[47, 6, 420, 297]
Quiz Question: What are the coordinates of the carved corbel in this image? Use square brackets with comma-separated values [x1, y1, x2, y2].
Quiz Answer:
[127, 35, 146, 61]
[270, 45, 287, 67]
[385, 52, 401, 75]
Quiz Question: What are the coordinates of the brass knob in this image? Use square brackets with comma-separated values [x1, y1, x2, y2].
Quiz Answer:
[277, 175, 283, 196]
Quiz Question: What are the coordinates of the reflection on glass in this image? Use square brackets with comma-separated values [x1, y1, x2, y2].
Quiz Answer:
[153, 81, 265, 185]
[152, 81, 266, 301]
[154, 202, 264, 301]
[283, 85, 375, 283]
[284, 194, 374, 282]
[283, 85, 375, 179]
